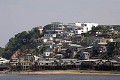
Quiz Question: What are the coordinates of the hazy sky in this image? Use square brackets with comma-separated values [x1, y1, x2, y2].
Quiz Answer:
[0, 0, 120, 47]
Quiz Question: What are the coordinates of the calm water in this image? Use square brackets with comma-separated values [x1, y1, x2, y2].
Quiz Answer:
[0, 74, 120, 80]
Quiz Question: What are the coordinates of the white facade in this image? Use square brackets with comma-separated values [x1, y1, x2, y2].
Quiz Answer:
[68, 22, 98, 34]
[44, 34, 56, 38]
[44, 22, 98, 35]
[43, 51, 52, 57]
[0, 57, 10, 64]
[38, 26, 43, 33]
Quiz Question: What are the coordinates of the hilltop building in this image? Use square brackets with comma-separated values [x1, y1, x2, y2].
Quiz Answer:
[66, 22, 98, 34]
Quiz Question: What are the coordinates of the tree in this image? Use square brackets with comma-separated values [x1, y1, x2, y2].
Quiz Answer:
[2, 27, 43, 59]
[97, 52, 108, 59]
[43, 24, 52, 31]
[0, 47, 4, 57]
[107, 42, 120, 57]
[91, 25, 111, 33]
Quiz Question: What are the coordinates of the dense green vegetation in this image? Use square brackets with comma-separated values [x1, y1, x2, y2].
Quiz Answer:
[81, 25, 111, 37]
[93, 41, 120, 59]
[43, 24, 52, 31]
[91, 25, 110, 32]
[1, 27, 43, 59]
[107, 42, 120, 56]
[0, 47, 4, 57]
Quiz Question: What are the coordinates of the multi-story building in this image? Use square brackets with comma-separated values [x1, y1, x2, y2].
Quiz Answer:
[19, 53, 35, 70]
[43, 22, 65, 38]
[67, 22, 98, 34]
[43, 22, 98, 38]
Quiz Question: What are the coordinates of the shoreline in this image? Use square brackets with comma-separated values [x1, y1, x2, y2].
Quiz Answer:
[8, 70, 120, 75]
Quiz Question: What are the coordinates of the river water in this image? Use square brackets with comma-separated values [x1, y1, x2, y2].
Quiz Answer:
[0, 74, 120, 80]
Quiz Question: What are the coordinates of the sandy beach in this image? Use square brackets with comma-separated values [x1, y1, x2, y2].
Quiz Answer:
[9, 70, 120, 75]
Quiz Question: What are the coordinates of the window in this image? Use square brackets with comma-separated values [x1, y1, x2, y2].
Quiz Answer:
[46, 63, 48, 65]
[81, 24, 87, 26]
[84, 24, 87, 26]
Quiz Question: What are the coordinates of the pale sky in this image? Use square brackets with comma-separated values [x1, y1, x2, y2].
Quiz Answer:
[0, 0, 120, 47]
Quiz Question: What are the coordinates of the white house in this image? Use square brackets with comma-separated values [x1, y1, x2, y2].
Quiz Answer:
[67, 22, 98, 34]
[0, 57, 10, 64]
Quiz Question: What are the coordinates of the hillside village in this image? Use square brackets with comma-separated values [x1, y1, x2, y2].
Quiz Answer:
[0, 22, 120, 71]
